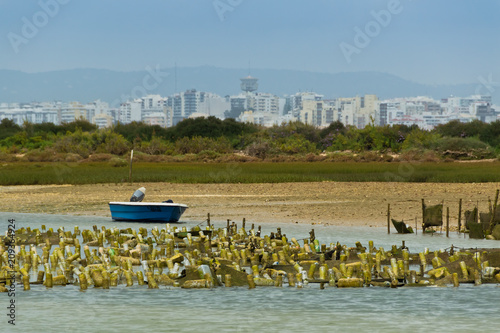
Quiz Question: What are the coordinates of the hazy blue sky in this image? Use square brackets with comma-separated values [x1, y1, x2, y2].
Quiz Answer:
[1, 0, 499, 85]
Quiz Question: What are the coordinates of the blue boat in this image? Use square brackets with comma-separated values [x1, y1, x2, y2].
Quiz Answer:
[109, 202, 188, 222]
[109, 187, 188, 222]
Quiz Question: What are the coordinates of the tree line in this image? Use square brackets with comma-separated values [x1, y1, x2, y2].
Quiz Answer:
[0, 117, 499, 162]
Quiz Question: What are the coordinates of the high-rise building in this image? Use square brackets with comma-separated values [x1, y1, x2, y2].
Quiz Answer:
[118, 100, 141, 123]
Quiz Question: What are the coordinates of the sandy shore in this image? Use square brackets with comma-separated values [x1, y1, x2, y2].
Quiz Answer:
[1, 182, 500, 228]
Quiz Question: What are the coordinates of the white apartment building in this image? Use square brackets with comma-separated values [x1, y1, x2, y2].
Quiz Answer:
[248, 92, 279, 115]
[168, 90, 229, 125]
[239, 110, 280, 127]
[335, 95, 378, 128]
[93, 113, 113, 128]
[300, 100, 337, 127]
[0, 105, 58, 126]
[118, 100, 142, 123]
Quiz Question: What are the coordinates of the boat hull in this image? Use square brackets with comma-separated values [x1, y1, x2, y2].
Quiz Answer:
[109, 202, 188, 222]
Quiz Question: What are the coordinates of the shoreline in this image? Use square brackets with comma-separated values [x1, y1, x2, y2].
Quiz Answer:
[1, 182, 500, 228]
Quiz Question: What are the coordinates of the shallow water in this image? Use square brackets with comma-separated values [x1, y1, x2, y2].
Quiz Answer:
[1, 212, 500, 333]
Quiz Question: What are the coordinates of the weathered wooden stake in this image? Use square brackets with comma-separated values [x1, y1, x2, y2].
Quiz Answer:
[421, 198, 425, 231]
[458, 199, 462, 233]
[128, 149, 134, 183]
[387, 204, 390, 234]
[446, 207, 450, 238]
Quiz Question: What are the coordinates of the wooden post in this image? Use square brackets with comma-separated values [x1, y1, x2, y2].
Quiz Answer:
[421, 199, 425, 231]
[446, 207, 450, 238]
[476, 201, 479, 223]
[207, 213, 211, 227]
[415, 216, 417, 235]
[128, 149, 134, 183]
[387, 204, 390, 234]
[458, 199, 462, 233]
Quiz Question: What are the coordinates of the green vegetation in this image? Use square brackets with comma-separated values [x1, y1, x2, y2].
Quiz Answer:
[2, 117, 500, 161]
[0, 117, 500, 185]
[1, 161, 500, 185]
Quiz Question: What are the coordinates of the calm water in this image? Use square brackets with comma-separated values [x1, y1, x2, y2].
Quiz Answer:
[2, 212, 500, 333]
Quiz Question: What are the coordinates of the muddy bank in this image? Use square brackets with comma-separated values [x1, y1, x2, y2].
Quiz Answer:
[1, 182, 499, 228]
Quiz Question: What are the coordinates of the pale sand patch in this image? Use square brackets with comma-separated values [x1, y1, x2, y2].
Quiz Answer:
[0, 182, 499, 227]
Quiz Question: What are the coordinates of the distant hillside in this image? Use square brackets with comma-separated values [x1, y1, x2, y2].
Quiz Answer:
[0, 66, 490, 105]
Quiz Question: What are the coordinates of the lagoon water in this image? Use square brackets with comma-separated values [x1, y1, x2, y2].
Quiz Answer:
[2, 212, 500, 333]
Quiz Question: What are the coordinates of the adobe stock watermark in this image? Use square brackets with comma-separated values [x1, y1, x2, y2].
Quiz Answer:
[110, 64, 170, 107]
[475, 74, 498, 96]
[340, 0, 408, 64]
[213, 0, 243, 22]
[6, 219, 17, 326]
[208, 162, 242, 182]
[7, 0, 71, 54]
[384, 159, 420, 182]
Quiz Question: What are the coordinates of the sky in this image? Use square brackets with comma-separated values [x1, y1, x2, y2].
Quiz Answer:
[0, 0, 499, 86]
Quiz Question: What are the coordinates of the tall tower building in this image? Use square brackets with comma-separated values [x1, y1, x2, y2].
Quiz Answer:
[240, 76, 258, 92]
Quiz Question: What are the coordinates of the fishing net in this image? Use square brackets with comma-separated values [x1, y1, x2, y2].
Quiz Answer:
[468, 222, 485, 239]
[391, 219, 414, 234]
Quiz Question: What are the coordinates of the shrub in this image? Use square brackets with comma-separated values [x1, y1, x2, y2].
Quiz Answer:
[165, 116, 259, 141]
[272, 134, 317, 155]
[357, 151, 382, 162]
[245, 141, 271, 159]
[136, 136, 175, 155]
[401, 129, 441, 150]
[102, 133, 131, 155]
[174, 136, 233, 155]
[267, 121, 320, 144]
[420, 150, 441, 162]
[24, 148, 62, 162]
[113, 121, 167, 142]
[0, 151, 18, 162]
[215, 154, 259, 163]
[325, 152, 356, 162]
[52, 130, 92, 158]
[197, 150, 221, 160]
[85, 153, 114, 162]
[399, 149, 425, 162]
[65, 153, 83, 162]
[434, 137, 488, 152]
[108, 157, 128, 167]
[0, 118, 21, 140]
[305, 153, 327, 162]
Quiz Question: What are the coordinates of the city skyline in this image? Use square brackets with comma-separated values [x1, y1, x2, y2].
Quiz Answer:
[0, 0, 499, 87]
[1, 86, 496, 131]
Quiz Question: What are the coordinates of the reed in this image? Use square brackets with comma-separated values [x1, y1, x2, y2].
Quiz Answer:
[2, 161, 500, 185]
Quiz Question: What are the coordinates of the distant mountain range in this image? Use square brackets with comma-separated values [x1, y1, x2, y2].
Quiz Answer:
[0, 66, 494, 106]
